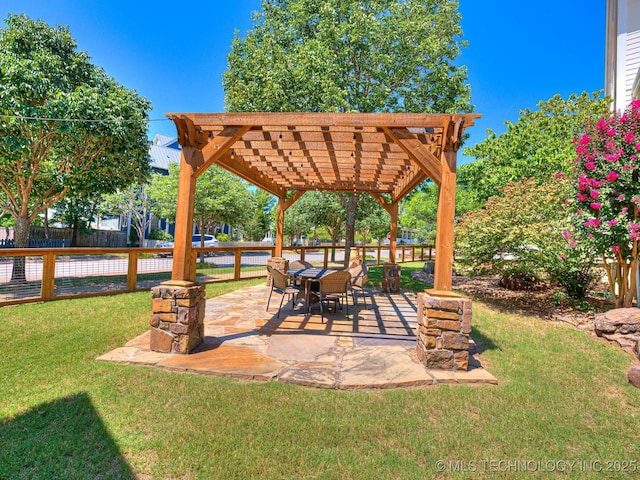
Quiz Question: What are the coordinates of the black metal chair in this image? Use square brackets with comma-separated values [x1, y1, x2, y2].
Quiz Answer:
[348, 262, 368, 307]
[266, 265, 302, 317]
[308, 270, 351, 322]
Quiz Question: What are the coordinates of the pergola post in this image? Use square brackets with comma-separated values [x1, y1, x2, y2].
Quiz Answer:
[389, 200, 399, 263]
[171, 146, 199, 282]
[150, 145, 206, 355]
[275, 196, 285, 257]
[433, 147, 457, 291]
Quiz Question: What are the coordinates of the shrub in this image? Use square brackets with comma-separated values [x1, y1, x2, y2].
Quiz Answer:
[456, 178, 599, 298]
[567, 100, 639, 307]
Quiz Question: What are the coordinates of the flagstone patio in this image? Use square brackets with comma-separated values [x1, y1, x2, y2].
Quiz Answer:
[99, 284, 497, 389]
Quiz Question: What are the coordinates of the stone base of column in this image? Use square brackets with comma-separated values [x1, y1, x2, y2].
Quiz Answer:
[149, 281, 206, 354]
[416, 290, 472, 371]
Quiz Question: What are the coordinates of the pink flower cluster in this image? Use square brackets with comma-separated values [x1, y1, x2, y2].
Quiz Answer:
[570, 100, 640, 255]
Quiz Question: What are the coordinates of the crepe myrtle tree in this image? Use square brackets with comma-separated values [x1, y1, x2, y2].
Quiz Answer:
[566, 100, 640, 307]
[0, 15, 150, 281]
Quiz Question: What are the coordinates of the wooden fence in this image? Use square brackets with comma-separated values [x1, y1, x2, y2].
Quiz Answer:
[0, 244, 433, 307]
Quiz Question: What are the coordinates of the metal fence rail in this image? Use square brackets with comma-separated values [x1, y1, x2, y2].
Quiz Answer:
[0, 244, 433, 307]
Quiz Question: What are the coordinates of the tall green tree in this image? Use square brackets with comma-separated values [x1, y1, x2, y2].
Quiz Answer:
[148, 164, 254, 247]
[243, 189, 276, 241]
[460, 92, 610, 204]
[0, 14, 150, 281]
[224, 0, 472, 265]
[355, 193, 390, 244]
[52, 194, 100, 247]
[400, 183, 478, 242]
[101, 184, 153, 247]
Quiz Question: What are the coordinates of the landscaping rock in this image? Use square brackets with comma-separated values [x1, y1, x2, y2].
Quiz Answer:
[594, 308, 640, 336]
[627, 365, 640, 388]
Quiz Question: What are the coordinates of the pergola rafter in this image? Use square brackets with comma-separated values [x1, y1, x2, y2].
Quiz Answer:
[166, 112, 480, 291]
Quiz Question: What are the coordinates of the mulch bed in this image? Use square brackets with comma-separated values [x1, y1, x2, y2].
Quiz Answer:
[412, 272, 615, 336]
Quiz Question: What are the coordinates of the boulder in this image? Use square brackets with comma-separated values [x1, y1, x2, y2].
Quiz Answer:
[627, 365, 640, 388]
[594, 308, 640, 336]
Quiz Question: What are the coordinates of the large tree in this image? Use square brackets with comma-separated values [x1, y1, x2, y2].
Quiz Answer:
[101, 184, 153, 247]
[460, 92, 610, 205]
[224, 0, 472, 265]
[0, 15, 150, 281]
[243, 189, 276, 241]
[51, 193, 100, 247]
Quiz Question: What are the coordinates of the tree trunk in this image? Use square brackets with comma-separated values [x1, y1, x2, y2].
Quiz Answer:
[44, 209, 50, 239]
[343, 194, 359, 268]
[70, 219, 79, 247]
[10, 216, 30, 283]
[330, 234, 339, 263]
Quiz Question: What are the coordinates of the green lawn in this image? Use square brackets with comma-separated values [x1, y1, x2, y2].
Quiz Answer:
[1, 269, 639, 479]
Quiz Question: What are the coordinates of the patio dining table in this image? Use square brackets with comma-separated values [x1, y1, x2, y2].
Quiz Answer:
[286, 267, 335, 313]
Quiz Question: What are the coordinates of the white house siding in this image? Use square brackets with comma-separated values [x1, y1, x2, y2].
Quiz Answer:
[625, 1, 640, 103]
[611, 0, 640, 111]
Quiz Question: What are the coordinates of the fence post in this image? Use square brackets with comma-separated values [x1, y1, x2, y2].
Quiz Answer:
[234, 248, 242, 280]
[411, 246, 415, 262]
[376, 246, 381, 265]
[300, 247, 306, 262]
[127, 251, 138, 292]
[42, 252, 56, 301]
[323, 247, 329, 269]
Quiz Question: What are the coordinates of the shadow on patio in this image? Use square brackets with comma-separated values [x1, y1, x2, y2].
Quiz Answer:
[99, 284, 497, 389]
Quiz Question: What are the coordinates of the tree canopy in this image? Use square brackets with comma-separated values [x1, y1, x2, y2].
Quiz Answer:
[0, 14, 150, 280]
[224, 0, 470, 113]
[460, 92, 610, 205]
[147, 163, 254, 243]
[224, 0, 472, 263]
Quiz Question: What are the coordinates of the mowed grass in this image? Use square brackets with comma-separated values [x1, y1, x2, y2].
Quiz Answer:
[1, 269, 640, 479]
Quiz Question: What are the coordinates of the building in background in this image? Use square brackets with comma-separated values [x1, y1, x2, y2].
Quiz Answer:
[605, 0, 640, 111]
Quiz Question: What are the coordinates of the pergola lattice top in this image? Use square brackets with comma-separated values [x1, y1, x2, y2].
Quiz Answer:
[166, 112, 480, 291]
[168, 113, 480, 203]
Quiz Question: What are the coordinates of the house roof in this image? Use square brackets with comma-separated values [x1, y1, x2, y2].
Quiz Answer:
[166, 112, 480, 202]
[149, 143, 181, 173]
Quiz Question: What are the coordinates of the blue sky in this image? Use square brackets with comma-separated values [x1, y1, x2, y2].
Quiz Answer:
[3, 0, 605, 164]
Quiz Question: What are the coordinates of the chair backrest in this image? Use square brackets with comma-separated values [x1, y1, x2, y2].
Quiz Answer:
[320, 271, 351, 294]
[348, 263, 368, 288]
[268, 265, 289, 290]
[290, 260, 312, 270]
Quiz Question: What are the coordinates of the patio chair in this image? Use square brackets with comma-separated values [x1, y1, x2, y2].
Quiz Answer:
[289, 259, 313, 270]
[308, 270, 351, 322]
[288, 259, 313, 286]
[348, 262, 368, 308]
[266, 265, 302, 318]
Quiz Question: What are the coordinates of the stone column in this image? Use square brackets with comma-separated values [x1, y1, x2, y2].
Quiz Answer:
[416, 291, 471, 370]
[149, 281, 206, 354]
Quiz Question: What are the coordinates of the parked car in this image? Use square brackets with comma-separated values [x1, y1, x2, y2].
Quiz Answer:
[155, 240, 174, 258]
[192, 234, 219, 256]
[154, 234, 219, 257]
[191, 234, 219, 248]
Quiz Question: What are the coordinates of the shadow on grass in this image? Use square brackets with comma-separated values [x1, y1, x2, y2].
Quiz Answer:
[0, 392, 136, 479]
[470, 326, 500, 354]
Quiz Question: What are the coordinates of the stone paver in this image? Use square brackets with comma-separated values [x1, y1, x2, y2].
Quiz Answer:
[98, 284, 497, 389]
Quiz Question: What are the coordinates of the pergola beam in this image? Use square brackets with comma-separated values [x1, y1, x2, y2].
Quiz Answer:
[382, 127, 442, 186]
[168, 112, 478, 129]
[215, 152, 286, 198]
[194, 126, 252, 178]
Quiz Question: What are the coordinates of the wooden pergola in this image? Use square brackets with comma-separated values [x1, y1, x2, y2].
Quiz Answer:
[166, 112, 480, 292]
